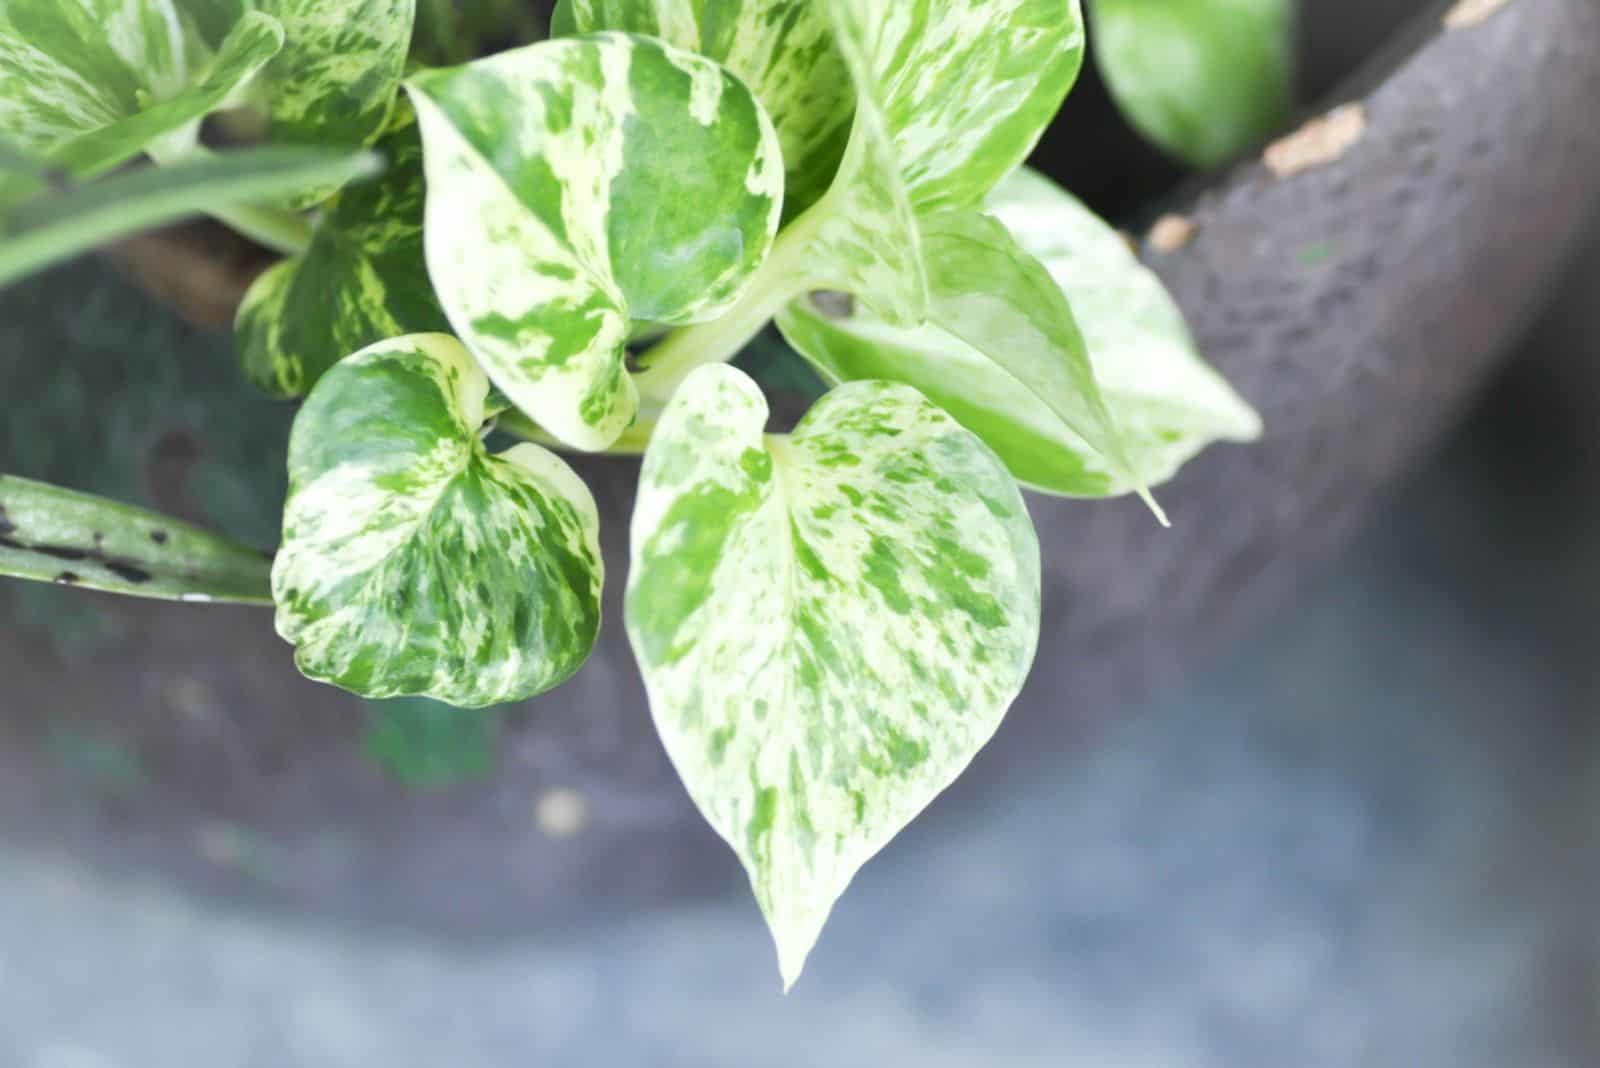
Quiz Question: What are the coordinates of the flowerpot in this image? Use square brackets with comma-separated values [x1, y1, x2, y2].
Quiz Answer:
[2, 0, 1598, 935]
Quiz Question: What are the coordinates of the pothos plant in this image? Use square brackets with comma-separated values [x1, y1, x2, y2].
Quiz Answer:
[0, 0, 1281, 987]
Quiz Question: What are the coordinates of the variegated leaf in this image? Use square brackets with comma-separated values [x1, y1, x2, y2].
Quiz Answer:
[0, 5, 284, 177]
[1089, 0, 1293, 168]
[0, 473, 272, 603]
[236, 107, 448, 397]
[799, 0, 1086, 326]
[552, 0, 853, 219]
[778, 167, 1261, 498]
[274, 333, 604, 709]
[627, 364, 1041, 988]
[407, 33, 784, 452]
[247, 0, 414, 151]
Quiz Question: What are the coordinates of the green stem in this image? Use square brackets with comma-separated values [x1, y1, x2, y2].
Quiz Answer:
[206, 199, 315, 256]
[497, 409, 654, 456]
[146, 141, 314, 256]
[631, 197, 831, 408]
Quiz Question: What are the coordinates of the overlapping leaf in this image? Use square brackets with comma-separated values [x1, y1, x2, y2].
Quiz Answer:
[0, 4, 284, 177]
[408, 33, 783, 451]
[627, 364, 1041, 987]
[779, 168, 1261, 498]
[1089, 0, 1294, 168]
[236, 108, 447, 396]
[800, 0, 1087, 325]
[274, 334, 604, 709]
[552, 0, 854, 219]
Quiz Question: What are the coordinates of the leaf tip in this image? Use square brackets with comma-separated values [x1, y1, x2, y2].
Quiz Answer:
[759, 894, 833, 994]
[772, 919, 823, 994]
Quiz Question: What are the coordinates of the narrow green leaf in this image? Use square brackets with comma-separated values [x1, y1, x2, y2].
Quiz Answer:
[0, 473, 272, 603]
[407, 33, 784, 451]
[0, 6, 285, 177]
[235, 106, 448, 397]
[553, 0, 854, 220]
[0, 145, 380, 288]
[627, 364, 1041, 988]
[1089, 0, 1294, 168]
[796, 0, 1086, 326]
[778, 167, 1261, 499]
[274, 333, 604, 709]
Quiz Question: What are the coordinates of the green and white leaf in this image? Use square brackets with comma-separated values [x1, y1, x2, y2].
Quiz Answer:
[553, 0, 854, 219]
[627, 364, 1041, 988]
[274, 333, 604, 709]
[236, 107, 448, 397]
[0, 145, 379, 288]
[1089, 0, 1294, 168]
[0, 473, 272, 603]
[779, 167, 1262, 498]
[247, 0, 415, 151]
[407, 33, 783, 452]
[0, 4, 284, 176]
[797, 0, 1086, 325]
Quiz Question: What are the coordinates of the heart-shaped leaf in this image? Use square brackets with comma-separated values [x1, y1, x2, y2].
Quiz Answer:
[407, 33, 784, 451]
[274, 333, 604, 709]
[552, 0, 854, 220]
[779, 168, 1261, 498]
[1089, 0, 1293, 168]
[0, 6, 284, 177]
[236, 107, 448, 396]
[627, 364, 1041, 988]
[799, 0, 1086, 325]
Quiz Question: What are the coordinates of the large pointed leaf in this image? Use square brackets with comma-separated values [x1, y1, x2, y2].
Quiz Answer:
[799, 0, 1086, 325]
[1089, 0, 1294, 168]
[0, 145, 379, 288]
[407, 33, 784, 452]
[0, 6, 284, 177]
[236, 107, 447, 396]
[627, 364, 1040, 988]
[274, 333, 604, 709]
[553, 0, 854, 220]
[0, 473, 271, 603]
[778, 167, 1261, 498]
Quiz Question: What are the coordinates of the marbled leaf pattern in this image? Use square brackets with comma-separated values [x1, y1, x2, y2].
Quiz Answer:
[0, 3, 283, 176]
[236, 106, 449, 397]
[779, 167, 1262, 498]
[274, 334, 604, 709]
[408, 33, 783, 451]
[627, 364, 1041, 987]
[247, 0, 414, 150]
[554, 0, 854, 220]
[800, 0, 1086, 325]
